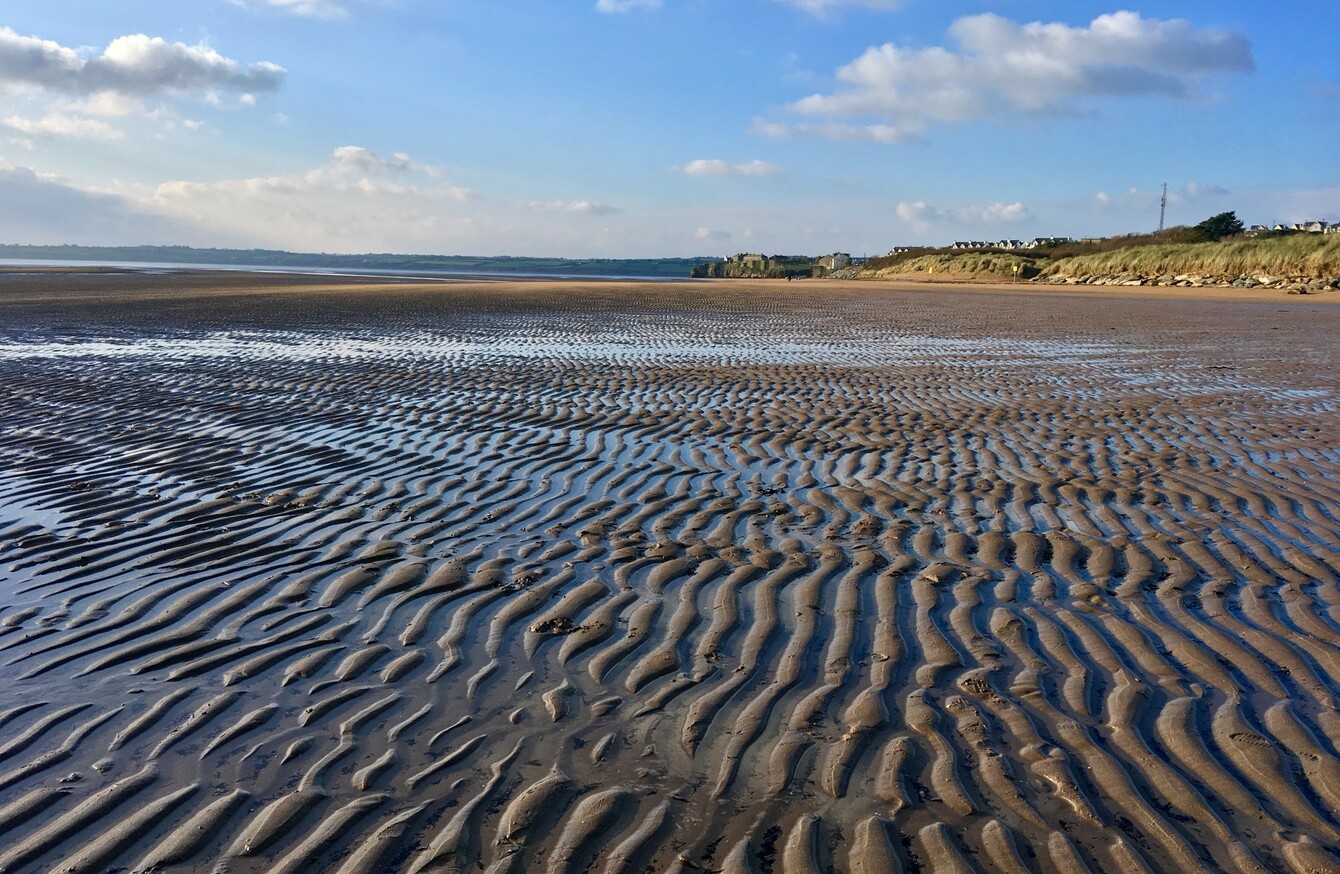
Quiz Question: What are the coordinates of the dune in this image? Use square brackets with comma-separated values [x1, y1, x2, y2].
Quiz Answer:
[0, 272, 1337, 872]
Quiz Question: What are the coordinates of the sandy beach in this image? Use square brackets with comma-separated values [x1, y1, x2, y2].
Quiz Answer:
[1, 272, 1339, 873]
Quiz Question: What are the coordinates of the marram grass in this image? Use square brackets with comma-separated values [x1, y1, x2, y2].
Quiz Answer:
[1041, 234, 1340, 280]
[868, 252, 1036, 279]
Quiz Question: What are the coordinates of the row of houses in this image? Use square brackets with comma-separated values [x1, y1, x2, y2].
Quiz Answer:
[710, 220, 1336, 277]
[1247, 221, 1338, 236]
[947, 237, 1072, 251]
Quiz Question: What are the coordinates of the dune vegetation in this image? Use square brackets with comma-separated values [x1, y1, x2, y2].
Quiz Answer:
[1039, 232, 1340, 280]
[865, 251, 1040, 280]
[860, 230, 1340, 288]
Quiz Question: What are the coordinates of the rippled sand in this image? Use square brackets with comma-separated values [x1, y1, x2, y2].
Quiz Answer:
[1, 275, 1339, 874]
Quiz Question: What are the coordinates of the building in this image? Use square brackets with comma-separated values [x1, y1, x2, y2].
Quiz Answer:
[1270, 221, 1332, 234]
[816, 253, 852, 271]
[886, 246, 914, 255]
[727, 253, 766, 267]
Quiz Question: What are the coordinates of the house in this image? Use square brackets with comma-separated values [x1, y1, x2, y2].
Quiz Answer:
[1272, 222, 1330, 234]
[816, 253, 852, 271]
[1246, 225, 1270, 237]
[1326, 225, 1340, 235]
[887, 246, 914, 255]
[995, 240, 1025, 250]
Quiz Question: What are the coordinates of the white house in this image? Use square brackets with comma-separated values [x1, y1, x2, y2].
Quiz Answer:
[816, 253, 852, 271]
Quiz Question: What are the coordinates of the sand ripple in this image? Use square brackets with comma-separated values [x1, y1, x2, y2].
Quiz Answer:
[1, 282, 1338, 873]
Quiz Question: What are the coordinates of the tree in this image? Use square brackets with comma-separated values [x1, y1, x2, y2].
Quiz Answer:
[1194, 211, 1245, 241]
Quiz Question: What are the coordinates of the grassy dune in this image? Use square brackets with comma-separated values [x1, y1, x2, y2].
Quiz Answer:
[858, 234, 1340, 285]
[1041, 233, 1340, 280]
[867, 252, 1038, 280]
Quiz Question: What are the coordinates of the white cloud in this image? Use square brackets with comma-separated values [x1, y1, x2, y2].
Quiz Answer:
[1179, 181, 1230, 201]
[682, 159, 780, 178]
[0, 157, 180, 243]
[0, 147, 649, 255]
[895, 200, 943, 230]
[528, 200, 621, 216]
[0, 27, 285, 98]
[236, 0, 350, 19]
[775, 0, 902, 14]
[595, 0, 661, 12]
[750, 117, 790, 138]
[567, 201, 620, 215]
[130, 146, 472, 250]
[960, 201, 1030, 223]
[798, 122, 905, 143]
[150, 145, 467, 203]
[56, 92, 153, 118]
[755, 119, 913, 143]
[695, 227, 731, 241]
[790, 11, 1252, 140]
[896, 199, 1030, 231]
[4, 113, 125, 140]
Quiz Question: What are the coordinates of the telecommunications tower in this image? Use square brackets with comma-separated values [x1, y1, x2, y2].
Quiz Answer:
[1158, 182, 1168, 232]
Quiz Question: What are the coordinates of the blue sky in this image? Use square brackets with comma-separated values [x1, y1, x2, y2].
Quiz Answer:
[1, 1, 1336, 257]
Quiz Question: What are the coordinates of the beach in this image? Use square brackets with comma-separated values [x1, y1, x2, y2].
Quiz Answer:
[1, 272, 1339, 873]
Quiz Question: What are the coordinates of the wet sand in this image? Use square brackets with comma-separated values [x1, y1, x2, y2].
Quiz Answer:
[1, 274, 1339, 873]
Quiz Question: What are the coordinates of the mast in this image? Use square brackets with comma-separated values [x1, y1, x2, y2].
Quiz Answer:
[1158, 182, 1168, 232]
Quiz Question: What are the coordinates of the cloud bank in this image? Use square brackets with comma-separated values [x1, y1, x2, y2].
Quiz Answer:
[787, 11, 1252, 140]
[0, 157, 179, 243]
[896, 199, 1030, 232]
[4, 113, 125, 140]
[0, 27, 285, 97]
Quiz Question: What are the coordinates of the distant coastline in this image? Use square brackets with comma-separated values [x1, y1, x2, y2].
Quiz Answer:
[0, 244, 709, 281]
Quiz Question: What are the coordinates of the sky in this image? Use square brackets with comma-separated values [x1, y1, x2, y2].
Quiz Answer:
[0, 1, 1336, 258]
